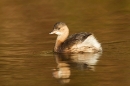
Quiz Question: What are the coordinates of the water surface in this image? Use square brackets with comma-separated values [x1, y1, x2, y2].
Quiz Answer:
[0, 0, 130, 86]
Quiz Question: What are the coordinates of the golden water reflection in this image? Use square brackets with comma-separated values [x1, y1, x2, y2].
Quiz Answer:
[0, 0, 130, 86]
[53, 52, 102, 84]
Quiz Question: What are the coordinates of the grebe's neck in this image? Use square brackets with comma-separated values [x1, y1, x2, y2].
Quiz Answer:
[54, 26, 69, 52]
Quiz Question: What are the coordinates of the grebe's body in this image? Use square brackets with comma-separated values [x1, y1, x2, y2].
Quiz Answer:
[50, 22, 102, 53]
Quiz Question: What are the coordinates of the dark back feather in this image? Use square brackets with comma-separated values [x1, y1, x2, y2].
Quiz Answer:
[61, 32, 92, 50]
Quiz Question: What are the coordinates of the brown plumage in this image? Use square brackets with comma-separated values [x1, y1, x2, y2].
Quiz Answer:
[50, 22, 102, 53]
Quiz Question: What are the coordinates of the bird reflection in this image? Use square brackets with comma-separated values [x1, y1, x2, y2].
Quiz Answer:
[52, 52, 102, 84]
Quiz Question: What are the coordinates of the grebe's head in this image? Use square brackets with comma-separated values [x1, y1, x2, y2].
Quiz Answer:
[49, 22, 69, 36]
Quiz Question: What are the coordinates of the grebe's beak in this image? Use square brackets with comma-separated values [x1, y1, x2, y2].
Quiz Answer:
[49, 30, 58, 34]
[49, 30, 62, 36]
[49, 31, 55, 34]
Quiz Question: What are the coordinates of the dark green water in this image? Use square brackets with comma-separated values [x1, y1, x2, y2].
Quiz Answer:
[0, 0, 130, 86]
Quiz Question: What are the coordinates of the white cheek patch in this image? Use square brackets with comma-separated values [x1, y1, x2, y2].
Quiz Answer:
[56, 31, 62, 36]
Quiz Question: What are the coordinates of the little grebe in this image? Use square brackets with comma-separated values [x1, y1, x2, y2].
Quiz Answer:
[50, 22, 102, 53]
